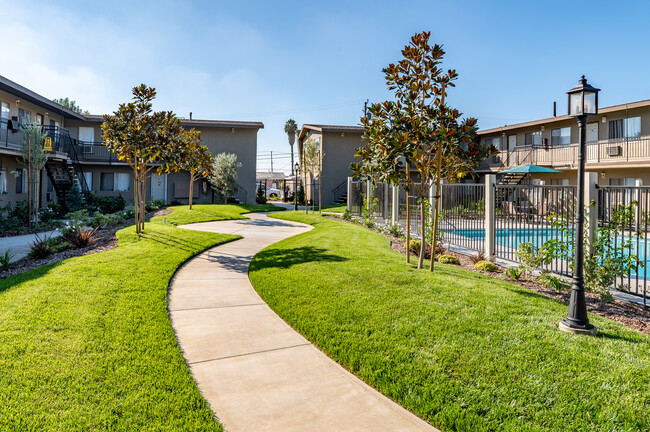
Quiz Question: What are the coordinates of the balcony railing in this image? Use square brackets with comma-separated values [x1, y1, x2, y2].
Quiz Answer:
[76, 141, 118, 162]
[479, 135, 650, 170]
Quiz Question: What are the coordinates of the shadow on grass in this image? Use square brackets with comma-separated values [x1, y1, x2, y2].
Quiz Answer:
[597, 330, 644, 343]
[0, 260, 65, 294]
[251, 246, 347, 271]
[139, 231, 205, 252]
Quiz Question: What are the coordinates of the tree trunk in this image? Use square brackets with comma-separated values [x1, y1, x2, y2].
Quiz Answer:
[140, 171, 146, 232]
[418, 196, 426, 269]
[189, 172, 194, 210]
[27, 148, 32, 226]
[34, 170, 40, 223]
[318, 155, 322, 213]
[133, 170, 139, 233]
[431, 85, 447, 271]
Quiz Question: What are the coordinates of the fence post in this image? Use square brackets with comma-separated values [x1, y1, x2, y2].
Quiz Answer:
[346, 177, 352, 211]
[585, 172, 598, 252]
[635, 178, 643, 231]
[366, 179, 372, 215]
[392, 185, 399, 224]
[485, 174, 496, 258]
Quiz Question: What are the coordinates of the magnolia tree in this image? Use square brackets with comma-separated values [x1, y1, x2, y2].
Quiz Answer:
[353, 31, 494, 269]
[18, 124, 48, 224]
[177, 129, 212, 210]
[102, 85, 187, 233]
[209, 152, 242, 203]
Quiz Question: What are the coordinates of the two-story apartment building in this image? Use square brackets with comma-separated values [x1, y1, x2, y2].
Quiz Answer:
[298, 124, 364, 205]
[476, 99, 650, 187]
[0, 75, 262, 209]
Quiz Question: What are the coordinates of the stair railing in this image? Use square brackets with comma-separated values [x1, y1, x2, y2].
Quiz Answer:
[330, 179, 348, 203]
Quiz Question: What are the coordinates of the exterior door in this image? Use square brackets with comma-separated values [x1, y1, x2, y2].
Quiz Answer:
[508, 135, 516, 151]
[151, 173, 167, 202]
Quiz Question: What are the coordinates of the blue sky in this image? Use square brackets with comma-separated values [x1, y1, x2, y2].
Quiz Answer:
[3, 0, 650, 173]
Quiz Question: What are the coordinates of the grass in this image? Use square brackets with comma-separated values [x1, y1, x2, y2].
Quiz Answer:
[249, 212, 650, 432]
[152, 203, 282, 225]
[320, 203, 346, 213]
[0, 204, 274, 431]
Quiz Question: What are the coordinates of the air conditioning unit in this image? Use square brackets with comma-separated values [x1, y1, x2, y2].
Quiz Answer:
[606, 146, 621, 156]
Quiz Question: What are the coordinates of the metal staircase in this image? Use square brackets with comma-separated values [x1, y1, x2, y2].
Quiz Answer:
[43, 126, 88, 205]
[330, 180, 348, 205]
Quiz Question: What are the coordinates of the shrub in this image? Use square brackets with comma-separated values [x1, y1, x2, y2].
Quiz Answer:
[0, 249, 15, 271]
[405, 238, 431, 259]
[474, 260, 499, 272]
[61, 226, 98, 248]
[537, 272, 568, 292]
[65, 209, 91, 228]
[88, 194, 126, 214]
[29, 234, 55, 259]
[65, 185, 86, 213]
[296, 185, 305, 205]
[438, 254, 460, 265]
[342, 209, 352, 221]
[256, 184, 267, 204]
[386, 221, 403, 238]
[470, 251, 486, 264]
[504, 267, 523, 280]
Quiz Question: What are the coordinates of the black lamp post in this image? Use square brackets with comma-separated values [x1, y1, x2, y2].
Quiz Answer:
[294, 162, 300, 210]
[559, 75, 599, 336]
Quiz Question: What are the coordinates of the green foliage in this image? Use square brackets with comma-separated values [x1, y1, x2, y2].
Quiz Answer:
[0, 249, 15, 271]
[515, 242, 554, 275]
[474, 260, 499, 272]
[28, 234, 55, 259]
[537, 272, 568, 292]
[405, 238, 430, 259]
[65, 185, 86, 213]
[361, 193, 379, 228]
[61, 226, 98, 248]
[52, 97, 89, 115]
[437, 254, 460, 265]
[504, 267, 523, 280]
[296, 185, 305, 205]
[385, 221, 403, 237]
[209, 153, 242, 202]
[256, 183, 267, 204]
[342, 208, 352, 221]
[86, 193, 126, 214]
[65, 209, 91, 228]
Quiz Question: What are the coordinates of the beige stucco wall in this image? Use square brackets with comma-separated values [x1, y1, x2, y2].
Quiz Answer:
[0, 89, 65, 127]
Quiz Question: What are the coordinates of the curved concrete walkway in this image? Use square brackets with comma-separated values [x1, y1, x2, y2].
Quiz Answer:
[169, 212, 438, 432]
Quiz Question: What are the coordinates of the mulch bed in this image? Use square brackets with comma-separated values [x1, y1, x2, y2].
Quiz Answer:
[325, 215, 650, 336]
[0, 209, 173, 280]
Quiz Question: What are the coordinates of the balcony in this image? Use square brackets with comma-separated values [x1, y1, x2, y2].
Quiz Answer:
[76, 141, 119, 163]
[1, 121, 71, 154]
[479, 135, 650, 171]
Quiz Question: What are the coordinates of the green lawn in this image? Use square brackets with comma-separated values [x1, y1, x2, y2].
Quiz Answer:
[249, 212, 650, 432]
[152, 203, 282, 225]
[0, 204, 271, 431]
[320, 203, 347, 213]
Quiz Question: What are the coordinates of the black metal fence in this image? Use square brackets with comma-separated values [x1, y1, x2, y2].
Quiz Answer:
[598, 186, 650, 303]
[494, 184, 577, 276]
[440, 183, 485, 252]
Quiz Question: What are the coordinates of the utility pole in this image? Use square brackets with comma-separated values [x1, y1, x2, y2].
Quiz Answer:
[270, 151, 273, 173]
[364, 99, 368, 118]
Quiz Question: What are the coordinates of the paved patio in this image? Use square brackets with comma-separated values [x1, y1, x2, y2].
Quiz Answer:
[169, 212, 438, 432]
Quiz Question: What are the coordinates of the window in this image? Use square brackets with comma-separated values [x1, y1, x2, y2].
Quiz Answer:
[551, 127, 571, 147]
[15, 168, 27, 194]
[83, 172, 92, 191]
[100, 172, 129, 192]
[36, 114, 43, 125]
[0, 169, 7, 194]
[524, 131, 542, 147]
[608, 117, 641, 139]
[100, 173, 114, 191]
[551, 178, 570, 186]
[18, 108, 31, 125]
[0, 102, 9, 130]
[485, 137, 501, 150]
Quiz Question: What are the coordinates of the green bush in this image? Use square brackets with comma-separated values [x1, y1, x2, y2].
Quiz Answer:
[0, 249, 15, 271]
[405, 238, 431, 259]
[342, 209, 352, 221]
[256, 184, 267, 204]
[438, 254, 460, 265]
[474, 260, 499, 272]
[87, 194, 126, 214]
[29, 234, 56, 259]
[537, 272, 568, 292]
[504, 267, 523, 280]
[65, 185, 86, 213]
[65, 209, 91, 228]
[386, 221, 403, 237]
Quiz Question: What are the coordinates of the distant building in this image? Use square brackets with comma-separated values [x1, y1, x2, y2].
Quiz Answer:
[297, 124, 364, 205]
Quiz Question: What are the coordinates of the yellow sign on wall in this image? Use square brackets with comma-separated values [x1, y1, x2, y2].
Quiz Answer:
[44, 137, 52, 151]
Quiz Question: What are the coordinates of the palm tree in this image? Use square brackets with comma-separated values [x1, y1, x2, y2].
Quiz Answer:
[284, 119, 298, 176]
